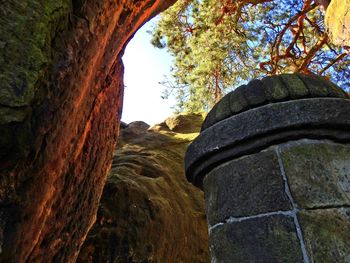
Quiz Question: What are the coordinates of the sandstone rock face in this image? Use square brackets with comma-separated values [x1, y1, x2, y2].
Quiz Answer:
[325, 0, 350, 46]
[77, 113, 209, 263]
[165, 112, 206, 134]
[0, 0, 176, 262]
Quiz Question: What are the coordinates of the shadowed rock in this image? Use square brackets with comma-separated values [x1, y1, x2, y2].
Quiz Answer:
[0, 0, 176, 262]
[77, 113, 209, 263]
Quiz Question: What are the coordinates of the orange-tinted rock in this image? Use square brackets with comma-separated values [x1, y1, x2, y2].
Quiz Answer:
[77, 114, 210, 263]
[0, 0, 176, 262]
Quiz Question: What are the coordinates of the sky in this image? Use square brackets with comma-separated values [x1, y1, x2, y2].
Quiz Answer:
[121, 17, 176, 126]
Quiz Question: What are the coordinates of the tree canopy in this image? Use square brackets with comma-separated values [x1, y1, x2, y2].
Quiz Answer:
[152, 0, 350, 112]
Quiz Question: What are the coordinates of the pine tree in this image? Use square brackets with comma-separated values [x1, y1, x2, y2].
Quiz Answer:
[152, 0, 350, 112]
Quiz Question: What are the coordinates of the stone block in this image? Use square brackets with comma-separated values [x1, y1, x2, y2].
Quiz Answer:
[228, 85, 248, 114]
[203, 150, 292, 225]
[243, 79, 266, 106]
[215, 94, 232, 124]
[261, 75, 289, 101]
[280, 74, 308, 98]
[209, 215, 304, 263]
[299, 208, 350, 263]
[280, 140, 350, 209]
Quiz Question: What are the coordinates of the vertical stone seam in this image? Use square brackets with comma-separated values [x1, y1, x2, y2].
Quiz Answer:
[276, 147, 311, 263]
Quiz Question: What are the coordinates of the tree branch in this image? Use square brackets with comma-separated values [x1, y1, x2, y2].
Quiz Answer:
[319, 52, 348, 75]
[298, 34, 329, 72]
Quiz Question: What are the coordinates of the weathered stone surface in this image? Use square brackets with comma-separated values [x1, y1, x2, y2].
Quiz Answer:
[209, 215, 303, 263]
[77, 113, 209, 263]
[262, 74, 290, 101]
[280, 140, 350, 209]
[280, 74, 308, 98]
[186, 98, 350, 187]
[299, 208, 350, 263]
[215, 94, 232, 124]
[243, 78, 267, 106]
[0, 0, 176, 262]
[228, 85, 249, 115]
[201, 73, 349, 131]
[325, 0, 350, 46]
[0, 0, 71, 108]
[0, 106, 31, 125]
[187, 74, 350, 263]
[203, 150, 291, 225]
[164, 112, 206, 134]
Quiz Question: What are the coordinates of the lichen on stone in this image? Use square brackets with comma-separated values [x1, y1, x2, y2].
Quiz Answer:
[0, 0, 71, 112]
[280, 140, 350, 209]
[299, 208, 350, 263]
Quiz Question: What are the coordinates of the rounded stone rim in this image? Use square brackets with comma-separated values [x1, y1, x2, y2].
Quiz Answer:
[186, 98, 350, 188]
[201, 73, 349, 131]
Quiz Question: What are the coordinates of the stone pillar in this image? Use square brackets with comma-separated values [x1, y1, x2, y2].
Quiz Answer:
[185, 73, 350, 263]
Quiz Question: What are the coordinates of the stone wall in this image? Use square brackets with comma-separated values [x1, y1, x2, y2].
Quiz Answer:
[205, 140, 350, 263]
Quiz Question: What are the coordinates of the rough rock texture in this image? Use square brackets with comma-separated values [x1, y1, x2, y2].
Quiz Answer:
[0, 0, 176, 262]
[77, 113, 209, 263]
[165, 112, 206, 134]
[204, 140, 350, 263]
[280, 141, 350, 209]
[325, 0, 350, 46]
[209, 215, 304, 263]
[203, 150, 292, 226]
[299, 208, 350, 263]
[187, 97, 350, 187]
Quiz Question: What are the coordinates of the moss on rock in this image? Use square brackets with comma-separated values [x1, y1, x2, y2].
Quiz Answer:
[280, 140, 350, 209]
[0, 0, 71, 165]
[209, 215, 303, 263]
[0, 0, 71, 109]
[299, 208, 350, 263]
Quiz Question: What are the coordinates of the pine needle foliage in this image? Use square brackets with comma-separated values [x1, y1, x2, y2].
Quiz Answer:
[152, 0, 350, 112]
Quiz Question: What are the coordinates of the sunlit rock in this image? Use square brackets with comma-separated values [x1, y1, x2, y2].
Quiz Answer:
[325, 0, 350, 46]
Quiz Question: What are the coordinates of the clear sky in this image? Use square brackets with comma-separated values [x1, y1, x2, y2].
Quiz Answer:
[121, 17, 176, 126]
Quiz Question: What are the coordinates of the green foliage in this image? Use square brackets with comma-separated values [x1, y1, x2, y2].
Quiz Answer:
[152, 0, 350, 112]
